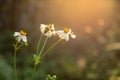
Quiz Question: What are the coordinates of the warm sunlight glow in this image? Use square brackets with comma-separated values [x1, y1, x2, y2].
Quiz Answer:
[97, 19, 105, 27]
[84, 26, 93, 34]
[30, 0, 115, 35]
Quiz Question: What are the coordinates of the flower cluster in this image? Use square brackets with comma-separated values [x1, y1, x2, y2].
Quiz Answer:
[40, 24, 76, 41]
[13, 24, 76, 80]
[32, 24, 76, 65]
[13, 24, 76, 43]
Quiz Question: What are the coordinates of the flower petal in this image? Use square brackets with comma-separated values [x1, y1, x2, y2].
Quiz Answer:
[51, 24, 55, 30]
[56, 30, 69, 41]
[68, 29, 71, 34]
[16, 36, 22, 42]
[44, 31, 52, 37]
[40, 24, 46, 33]
[71, 34, 76, 39]
[52, 31, 56, 35]
[70, 33, 76, 39]
[14, 32, 20, 37]
[40, 24, 46, 28]
[56, 30, 64, 35]
[21, 35, 27, 42]
[64, 34, 69, 41]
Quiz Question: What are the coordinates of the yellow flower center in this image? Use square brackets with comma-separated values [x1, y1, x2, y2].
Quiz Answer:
[20, 30, 27, 35]
[46, 24, 51, 30]
[64, 27, 69, 33]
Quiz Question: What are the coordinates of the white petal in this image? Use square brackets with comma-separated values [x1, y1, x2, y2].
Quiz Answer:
[21, 35, 27, 42]
[56, 31, 65, 39]
[14, 32, 20, 37]
[16, 36, 22, 42]
[64, 34, 69, 41]
[52, 31, 56, 35]
[44, 31, 52, 37]
[68, 29, 72, 34]
[56, 30, 69, 41]
[40, 24, 46, 33]
[40, 24, 46, 28]
[41, 28, 45, 34]
[56, 30, 64, 35]
[71, 34, 76, 39]
[51, 24, 55, 30]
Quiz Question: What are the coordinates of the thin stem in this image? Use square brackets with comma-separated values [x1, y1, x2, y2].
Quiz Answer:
[36, 34, 43, 55]
[31, 35, 43, 80]
[17, 44, 23, 50]
[31, 64, 37, 80]
[38, 37, 48, 56]
[14, 42, 18, 80]
[41, 39, 61, 59]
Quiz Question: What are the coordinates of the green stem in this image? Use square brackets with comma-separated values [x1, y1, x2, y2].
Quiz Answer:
[31, 64, 37, 80]
[31, 34, 43, 80]
[36, 34, 43, 55]
[17, 44, 23, 50]
[41, 39, 61, 59]
[14, 42, 18, 80]
[38, 37, 48, 56]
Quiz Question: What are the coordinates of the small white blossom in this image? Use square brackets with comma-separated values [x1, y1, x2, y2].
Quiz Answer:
[40, 24, 56, 37]
[14, 30, 27, 43]
[56, 27, 76, 41]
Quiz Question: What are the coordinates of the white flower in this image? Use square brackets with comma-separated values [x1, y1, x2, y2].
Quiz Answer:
[14, 30, 27, 43]
[56, 27, 76, 41]
[40, 24, 56, 37]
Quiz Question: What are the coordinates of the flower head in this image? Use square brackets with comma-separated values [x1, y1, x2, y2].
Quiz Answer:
[40, 24, 56, 37]
[14, 30, 27, 43]
[56, 27, 76, 41]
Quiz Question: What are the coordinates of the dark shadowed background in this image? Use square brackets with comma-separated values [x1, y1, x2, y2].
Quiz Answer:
[0, 0, 120, 80]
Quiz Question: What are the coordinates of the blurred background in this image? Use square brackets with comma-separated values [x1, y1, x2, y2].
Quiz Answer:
[0, 0, 120, 80]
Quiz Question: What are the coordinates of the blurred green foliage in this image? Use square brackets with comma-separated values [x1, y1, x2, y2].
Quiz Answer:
[45, 74, 57, 80]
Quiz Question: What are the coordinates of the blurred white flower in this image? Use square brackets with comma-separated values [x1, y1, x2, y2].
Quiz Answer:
[56, 27, 76, 41]
[14, 30, 27, 43]
[40, 24, 56, 37]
